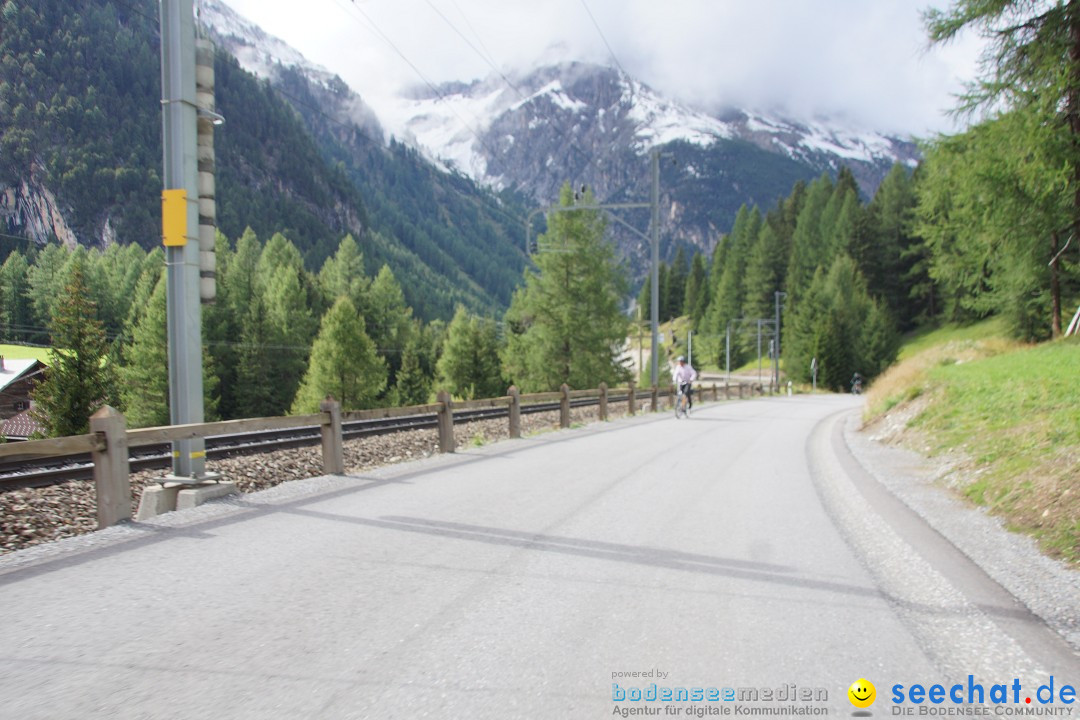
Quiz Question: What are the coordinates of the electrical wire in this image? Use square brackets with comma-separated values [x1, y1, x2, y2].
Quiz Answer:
[331, 0, 609, 214]
[331, 0, 493, 154]
[576, 0, 630, 80]
[422, 0, 527, 102]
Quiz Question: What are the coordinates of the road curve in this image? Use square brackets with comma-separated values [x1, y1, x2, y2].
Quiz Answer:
[0, 394, 1076, 719]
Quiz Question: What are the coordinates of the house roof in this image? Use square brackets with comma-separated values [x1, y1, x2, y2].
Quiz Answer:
[0, 358, 46, 394]
[1, 408, 45, 440]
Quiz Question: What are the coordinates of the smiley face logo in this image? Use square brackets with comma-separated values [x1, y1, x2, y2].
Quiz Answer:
[848, 679, 876, 708]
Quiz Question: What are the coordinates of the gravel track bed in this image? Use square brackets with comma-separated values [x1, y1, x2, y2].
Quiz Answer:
[1, 402, 636, 555]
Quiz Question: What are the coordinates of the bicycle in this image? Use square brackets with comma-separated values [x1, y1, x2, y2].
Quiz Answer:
[674, 384, 691, 419]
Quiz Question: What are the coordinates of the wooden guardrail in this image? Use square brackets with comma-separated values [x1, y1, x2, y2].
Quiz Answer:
[3, 379, 762, 529]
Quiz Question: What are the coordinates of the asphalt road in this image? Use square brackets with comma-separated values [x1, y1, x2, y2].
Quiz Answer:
[0, 395, 1077, 719]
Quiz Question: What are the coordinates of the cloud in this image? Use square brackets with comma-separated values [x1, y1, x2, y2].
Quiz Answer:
[220, 0, 982, 136]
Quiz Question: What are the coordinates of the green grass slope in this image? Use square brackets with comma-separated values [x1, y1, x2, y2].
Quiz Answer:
[865, 320, 1079, 564]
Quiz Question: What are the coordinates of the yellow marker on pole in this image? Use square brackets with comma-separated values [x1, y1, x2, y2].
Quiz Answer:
[162, 188, 188, 247]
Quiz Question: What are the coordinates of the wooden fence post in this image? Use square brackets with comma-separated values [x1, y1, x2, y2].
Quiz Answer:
[712, 383, 718, 401]
[437, 390, 455, 453]
[320, 396, 344, 475]
[508, 386, 521, 439]
[598, 382, 608, 421]
[650, 385, 658, 413]
[668, 384, 676, 409]
[724, 381, 731, 400]
[628, 379, 637, 415]
[90, 405, 131, 529]
[560, 384, 571, 428]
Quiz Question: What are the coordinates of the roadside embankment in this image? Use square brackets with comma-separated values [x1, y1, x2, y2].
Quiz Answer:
[863, 321, 1079, 565]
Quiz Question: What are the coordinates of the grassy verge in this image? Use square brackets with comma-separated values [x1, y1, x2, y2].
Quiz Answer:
[865, 321, 1079, 564]
[0, 344, 52, 363]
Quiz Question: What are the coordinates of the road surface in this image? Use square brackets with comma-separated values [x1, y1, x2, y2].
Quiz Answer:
[0, 395, 1077, 719]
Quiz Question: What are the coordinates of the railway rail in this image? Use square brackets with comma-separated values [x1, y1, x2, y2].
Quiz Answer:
[0, 397, 613, 491]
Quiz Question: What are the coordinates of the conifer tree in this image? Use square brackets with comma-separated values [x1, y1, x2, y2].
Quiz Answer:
[119, 274, 170, 428]
[394, 338, 433, 406]
[0, 251, 32, 343]
[503, 183, 629, 392]
[683, 252, 709, 326]
[26, 243, 71, 337]
[260, 263, 316, 413]
[119, 272, 219, 427]
[785, 175, 834, 305]
[365, 264, 414, 387]
[292, 296, 386, 413]
[31, 260, 115, 437]
[667, 247, 688, 320]
[319, 234, 370, 311]
[783, 255, 897, 390]
[869, 163, 924, 327]
[924, 0, 1080, 337]
[743, 224, 785, 322]
[436, 306, 505, 400]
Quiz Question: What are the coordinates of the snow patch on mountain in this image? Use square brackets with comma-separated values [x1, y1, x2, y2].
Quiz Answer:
[201, 0, 383, 139]
[624, 80, 735, 151]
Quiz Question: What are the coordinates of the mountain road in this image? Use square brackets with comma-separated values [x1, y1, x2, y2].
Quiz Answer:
[0, 394, 1076, 719]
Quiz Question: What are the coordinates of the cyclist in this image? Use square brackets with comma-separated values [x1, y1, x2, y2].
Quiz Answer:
[672, 355, 698, 410]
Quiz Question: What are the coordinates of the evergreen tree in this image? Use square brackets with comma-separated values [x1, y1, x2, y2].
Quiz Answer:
[666, 247, 688, 320]
[0, 251, 32, 342]
[30, 260, 115, 437]
[926, 0, 1080, 337]
[869, 163, 926, 327]
[292, 296, 386, 413]
[25, 243, 71, 339]
[915, 105, 1076, 338]
[436, 306, 506, 400]
[503, 183, 629, 392]
[657, 263, 671, 321]
[204, 230, 240, 418]
[783, 255, 898, 390]
[683, 252, 709, 325]
[118, 271, 219, 427]
[704, 205, 760, 364]
[260, 262, 316, 413]
[743, 223, 785, 323]
[119, 273, 170, 428]
[785, 175, 834, 305]
[319, 234, 369, 311]
[365, 264, 414, 389]
[394, 338, 433, 406]
[224, 227, 262, 320]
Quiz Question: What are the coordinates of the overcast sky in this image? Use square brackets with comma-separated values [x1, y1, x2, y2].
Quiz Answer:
[215, 0, 984, 137]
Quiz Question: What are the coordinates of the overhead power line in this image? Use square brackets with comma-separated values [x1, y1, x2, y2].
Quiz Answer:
[577, 0, 630, 80]
[422, 0, 527, 102]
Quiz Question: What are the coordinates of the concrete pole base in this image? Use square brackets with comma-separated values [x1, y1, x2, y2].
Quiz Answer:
[136, 475, 236, 520]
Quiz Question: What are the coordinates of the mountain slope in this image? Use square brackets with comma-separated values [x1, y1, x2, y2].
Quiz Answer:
[202, 0, 528, 314]
[0, 0, 527, 319]
[386, 62, 920, 274]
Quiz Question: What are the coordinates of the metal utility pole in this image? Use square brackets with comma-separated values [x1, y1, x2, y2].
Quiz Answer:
[637, 305, 643, 381]
[757, 319, 763, 385]
[160, 0, 207, 480]
[649, 148, 660, 389]
[774, 291, 786, 393]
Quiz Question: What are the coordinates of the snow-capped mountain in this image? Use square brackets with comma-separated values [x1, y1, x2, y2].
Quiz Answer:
[200, 0, 384, 142]
[387, 61, 918, 203]
[201, 1, 919, 276]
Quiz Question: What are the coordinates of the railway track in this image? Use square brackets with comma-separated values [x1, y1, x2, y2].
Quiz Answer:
[0, 397, 612, 491]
